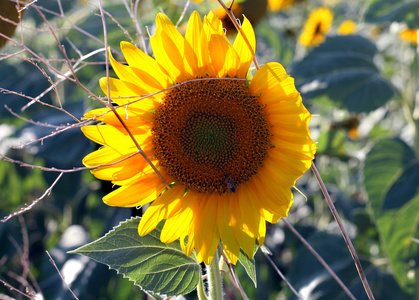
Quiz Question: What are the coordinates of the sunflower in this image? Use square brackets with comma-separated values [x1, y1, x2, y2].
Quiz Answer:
[82, 11, 316, 265]
[400, 28, 418, 45]
[298, 7, 333, 46]
[337, 20, 356, 35]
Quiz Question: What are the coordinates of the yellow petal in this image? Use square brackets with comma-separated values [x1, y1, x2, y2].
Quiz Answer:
[249, 62, 290, 95]
[194, 193, 220, 264]
[258, 77, 300, 106]
[83, 106, 153, 132]
[160, 193, 200, 243]
[250, 169, 294, 219]
[138, 185, 185, 236]
[204, 16, 239, 78]
[233, 16, 255, 78]
[217, 195, 240, 264]
[185, 11, 212, 77]
[81, 124, 149, 149]
[84, 146, 152, 181]
[151, 13, 193, 81]
[229, 192, 256, 259]
[103, 172, 167, 207]
[120, 41, 171, 90]
[99, 77, 157, 110]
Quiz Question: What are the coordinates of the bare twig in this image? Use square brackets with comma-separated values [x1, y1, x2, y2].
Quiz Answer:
[311, 162, 375, 300]
[282, 218, 357, 300]
[4, 105, 66, 129]
[10, 120, 87, 149]
[0, 150, 141, 173]
[45, 251, 79, 300]
[218, 245, 249, 300]
[0, 279, 32, 299]
[1, 172, 64, 223]
[175, 0, 190, 28]
[216, 0, 260, 70]
[263, 252, 303, 300]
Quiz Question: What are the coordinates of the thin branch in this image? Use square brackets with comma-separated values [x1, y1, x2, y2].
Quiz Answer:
[218, 245, 249, 300]
[282, 218, 357, 300]
[0, 279, 32, 299]
[0, 150, 141, 173]
[4, 105, 66, 129]
[311, 162, 375, 300]
[45, 251, 79, 300]
[216, 0, 260, 70]
[176, 0, 190, 28]
[1, 172, 64, 223]
[263, 252, 303, 300]
[10, 120, 87, 149]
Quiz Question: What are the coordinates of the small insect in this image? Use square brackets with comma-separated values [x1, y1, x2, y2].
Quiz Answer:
[224, 175, 236, 193]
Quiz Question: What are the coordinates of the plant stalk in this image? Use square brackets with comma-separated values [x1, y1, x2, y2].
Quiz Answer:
[311, 162, 375, 300]
[207, 251, 223, 300]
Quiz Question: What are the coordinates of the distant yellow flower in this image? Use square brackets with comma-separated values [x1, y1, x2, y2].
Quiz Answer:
[82, 11, 316, 265]
[400, 28, 418, 45]
[268, 0, 296, 12]
[337, 20, 356, 35]
[298, 7, 333, 46]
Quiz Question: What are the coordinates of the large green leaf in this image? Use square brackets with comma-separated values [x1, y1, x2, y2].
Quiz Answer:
[287, 230, 367, 300]
[366, 0, 419, 28]
[364, 138, 419, 291]
[291, 35, 394, 113]
[70, 217, 200, 296]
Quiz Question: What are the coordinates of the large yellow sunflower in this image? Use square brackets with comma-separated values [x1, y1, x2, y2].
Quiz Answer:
[298, 7, 333, 46]
[82, 11, 316, 265]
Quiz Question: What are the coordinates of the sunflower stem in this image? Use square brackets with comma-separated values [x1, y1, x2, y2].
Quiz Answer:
[311, 162, 375, 300]
[197, 264, 209, 300]
[207, 250, 223, 300]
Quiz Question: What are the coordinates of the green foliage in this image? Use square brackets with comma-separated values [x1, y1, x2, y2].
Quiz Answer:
[292, 35, 394, 113]
[71, 217, 201, 297]
[238, 248, 257, 287]
[366, 0, 419, 27]
[364, 139, 419, 291]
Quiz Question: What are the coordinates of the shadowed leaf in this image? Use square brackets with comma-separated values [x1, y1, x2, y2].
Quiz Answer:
[291, 35, 394, 113]
[70, 217, 200, 296]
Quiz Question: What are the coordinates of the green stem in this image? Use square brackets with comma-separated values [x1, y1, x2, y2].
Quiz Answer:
[207, 250, 223, 300]
[197, 264, 209, 300]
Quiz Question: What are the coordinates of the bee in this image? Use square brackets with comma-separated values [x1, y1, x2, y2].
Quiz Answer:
[224, 175, 236, 193]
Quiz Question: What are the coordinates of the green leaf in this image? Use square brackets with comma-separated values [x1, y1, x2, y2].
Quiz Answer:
[291, 35, 394, 113]
[364, 138, 419, 292]
[237, 248, 257, 287]
[287, 230, 365, 299]
[366, 0, 419, 28]
[383, 162, 419, 209]
[70, 217, 200, 296]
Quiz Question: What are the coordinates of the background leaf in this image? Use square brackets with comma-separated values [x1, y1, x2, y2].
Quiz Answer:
[366, 0, 419, 28]
[291, 35, 394, 113]
[71, 217, 200, 297]
[364, 138, 419, 292]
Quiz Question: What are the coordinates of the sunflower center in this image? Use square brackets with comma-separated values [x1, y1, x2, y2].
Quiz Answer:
[152, 79, 271, 194]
